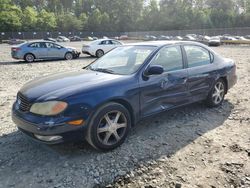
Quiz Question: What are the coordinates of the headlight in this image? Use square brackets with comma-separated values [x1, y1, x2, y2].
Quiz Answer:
[30, 101, 68, 116]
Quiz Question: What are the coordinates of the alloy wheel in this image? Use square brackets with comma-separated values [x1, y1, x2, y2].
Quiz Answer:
[212, 81, 225, 104]
[97, 111, 127, 146]
[65, 53, 73, 60]
[26, 54, 34, 62]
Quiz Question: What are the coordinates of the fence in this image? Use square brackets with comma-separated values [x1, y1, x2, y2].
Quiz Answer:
[1, 27, 250, 40]
[0, 31, 122, 40]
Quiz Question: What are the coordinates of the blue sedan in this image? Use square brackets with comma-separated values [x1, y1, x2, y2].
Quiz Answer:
[11, 40, 80, 62]
[12, 41, 237, 151]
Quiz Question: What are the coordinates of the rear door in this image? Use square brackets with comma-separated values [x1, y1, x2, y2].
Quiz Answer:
[28, 42, 48, 58]
[183, 45, 217, 102]
[140, 45, 189, 117]
[100, 40, 114, 53]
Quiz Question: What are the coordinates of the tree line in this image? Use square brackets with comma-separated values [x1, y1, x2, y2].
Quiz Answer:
[1, 0, 250, 32]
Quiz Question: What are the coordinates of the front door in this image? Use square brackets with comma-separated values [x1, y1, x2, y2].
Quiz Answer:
[139, 45, 189, 117]
[46, 42, 64, 58]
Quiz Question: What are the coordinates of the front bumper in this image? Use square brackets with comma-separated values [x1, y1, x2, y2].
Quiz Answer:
[12, 110, 86, 144]
[72, 51, 81, 58]
[82, 51, 92, 56]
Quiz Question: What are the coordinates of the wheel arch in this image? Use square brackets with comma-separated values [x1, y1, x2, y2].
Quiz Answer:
[65, 51, 73, 55]
[219, 76, 228, 94]
[92, 98, 136, 127]
[111, 98, 135, 126]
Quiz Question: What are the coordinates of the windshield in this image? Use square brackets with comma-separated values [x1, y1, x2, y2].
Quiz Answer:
[88, 46, 156, 75]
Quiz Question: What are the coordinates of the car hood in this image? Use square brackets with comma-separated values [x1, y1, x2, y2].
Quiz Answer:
[20, 70, 124, 101]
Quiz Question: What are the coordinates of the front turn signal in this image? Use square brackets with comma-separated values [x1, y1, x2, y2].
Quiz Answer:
[67, 119, 84, 126]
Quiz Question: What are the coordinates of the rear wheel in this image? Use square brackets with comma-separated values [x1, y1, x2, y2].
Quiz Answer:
[65, 52, 73, 60]
[24, 53, 35, 63]
[96, 49, 104, 58]
[86, 102, 131, 151]
[206, 79, 226, 107]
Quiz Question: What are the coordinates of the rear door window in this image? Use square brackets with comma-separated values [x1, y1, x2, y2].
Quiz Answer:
[184, 45, 211, 68]
[39, 42, 47, 48]
[99, 40, 109, 45]
[29, 43, 40, 48]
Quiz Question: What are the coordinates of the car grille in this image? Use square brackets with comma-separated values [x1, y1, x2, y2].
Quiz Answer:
[17, 92, 31, 112]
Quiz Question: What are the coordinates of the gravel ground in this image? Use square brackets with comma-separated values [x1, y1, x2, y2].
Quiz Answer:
[0, 42, 249, 188]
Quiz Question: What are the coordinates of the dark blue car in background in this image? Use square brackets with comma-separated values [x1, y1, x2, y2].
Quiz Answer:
[12, 41, 237, 151]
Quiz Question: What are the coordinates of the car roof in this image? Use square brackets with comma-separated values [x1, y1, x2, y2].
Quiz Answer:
[26, 40, 56, 44]
[89, 38, 119, 45]
[93, 38, 115, 42]
[124, 40, 206, 47]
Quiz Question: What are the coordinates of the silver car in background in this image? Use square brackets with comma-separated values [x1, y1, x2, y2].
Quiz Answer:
[11, 41, 80, 62]
[208, 36, 221, 46]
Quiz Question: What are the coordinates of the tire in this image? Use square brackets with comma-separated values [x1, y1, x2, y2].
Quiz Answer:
[65, 52, 73, 60]
[206, 79, 226, 107]
[24, 53, 35, 63]
[96, 49, 104, 58]
[86, 102, 131, 151]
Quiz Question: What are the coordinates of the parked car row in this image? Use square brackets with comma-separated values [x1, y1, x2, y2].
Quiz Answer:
[9, 33, 250, 62]
[142, 34, 250, 46]
[11, 38, 124, 62]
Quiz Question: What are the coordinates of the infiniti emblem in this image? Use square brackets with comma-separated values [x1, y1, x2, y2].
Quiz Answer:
[17, 98, 21, 105]
[16, 98, 21, 110]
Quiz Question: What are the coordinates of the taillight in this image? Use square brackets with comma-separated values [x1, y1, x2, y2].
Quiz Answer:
[12, 47, 20, 51]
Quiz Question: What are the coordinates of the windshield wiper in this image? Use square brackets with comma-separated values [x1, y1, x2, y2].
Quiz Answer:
[90, 67, 115, 74]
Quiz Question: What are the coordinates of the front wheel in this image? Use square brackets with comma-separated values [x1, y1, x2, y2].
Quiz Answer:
[65, 52, 73, 60]
[86, 102, 131, 151]
[206, 79, 226, 107]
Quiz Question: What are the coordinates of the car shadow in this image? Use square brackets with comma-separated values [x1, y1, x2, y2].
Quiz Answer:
[0, 100, 233, 187]
[0, 56, 96, 66]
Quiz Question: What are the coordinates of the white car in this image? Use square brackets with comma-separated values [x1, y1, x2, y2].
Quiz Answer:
[82, 39, 123, 58]
[208, 36, 221, 46]
[56, 36, 70, 42]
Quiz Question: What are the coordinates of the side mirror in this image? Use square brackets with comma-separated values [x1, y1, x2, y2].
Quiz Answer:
[144, 65, 164, 76]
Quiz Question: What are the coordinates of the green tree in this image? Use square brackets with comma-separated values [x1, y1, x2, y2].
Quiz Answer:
[21, 6, 38, 31]
[0, 0, 22, 31]
[79, 12, 88, 30]
[37, 9, 57, 31]
[57, 13, 82, 31]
